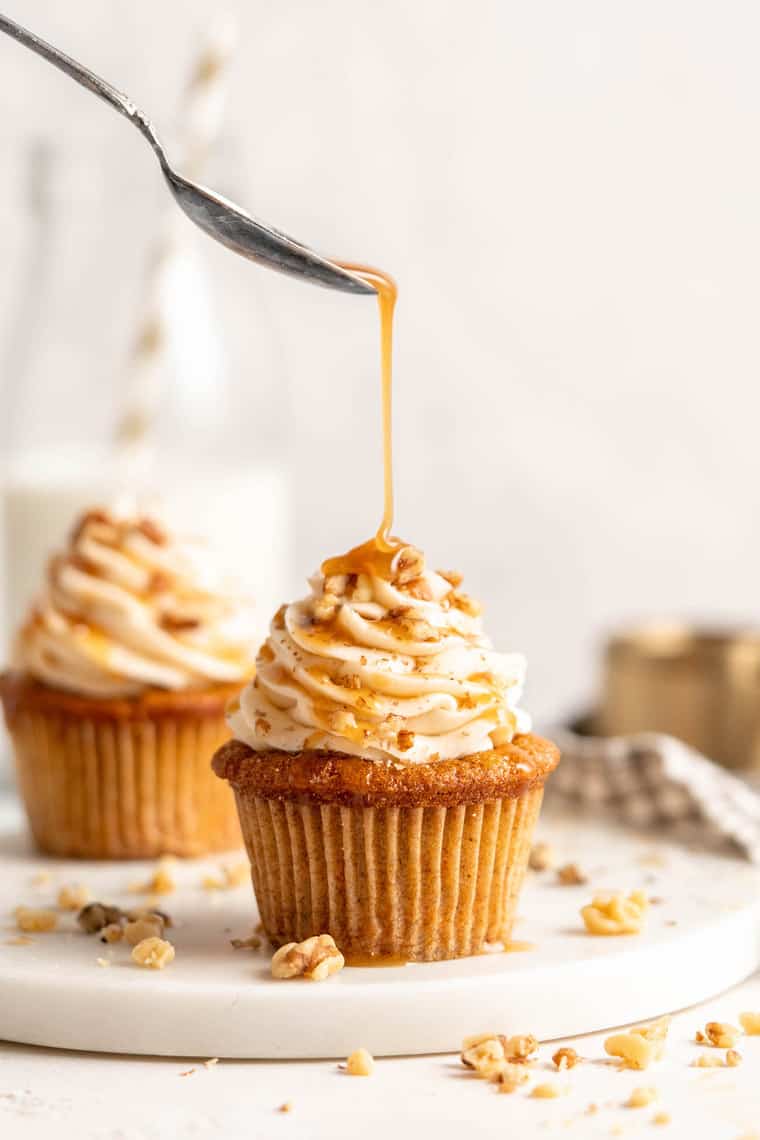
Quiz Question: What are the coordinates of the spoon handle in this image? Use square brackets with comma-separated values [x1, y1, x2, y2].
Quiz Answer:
[0, 13, 161, 153]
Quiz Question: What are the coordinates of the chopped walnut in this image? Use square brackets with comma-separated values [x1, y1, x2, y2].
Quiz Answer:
[625, 1087, 658, 1108]
[461, 1032, 537, 1079]
[124, 914, 165, 946]
[604, 1017, 670, 1070]
[346, 1048, 374, 1076]
[740, 1011, 760, 1035]
[726, 1049, 742, 1067]
[15, 906, 58, 933]
[552, 1047, 580, 1070]
[131, 936, 175, 969]
[100, 923, 124, 944]
[695, 1021, 741, 1049]
[557, 863, 588, 886]
[581, 890, 649, 935]
[78, 902, 124, 934]
[313, 594, 340, 623]
[271, 934, 344, 981]
[405, 577, 433, 601]
[388, 607, 436, 642]
[277, 1102, 293, 1114]
[652, 1111, 671, 1126]
[496, 1065, 532, 1093]
[531, 1083, 561, 1099]
[327, 709, 357, 735]
[323, 574, 348, 597]
[230, 934, 262, 950]
[333, 672, 362, 690]
[391, 545, 425, 585]
[437, 569, 463, 589]
[529, 842, 556, 872]
[254, 717, 272, 736]
[692, 1052, 725, 1068]
[489, 725, 513, 748]
[57, 884, 91, 910]
[396, 729, 415, 752]
[129, 859, 175, 896]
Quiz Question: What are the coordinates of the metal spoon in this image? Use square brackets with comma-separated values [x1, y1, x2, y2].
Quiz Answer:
[0, 12, 375, 296]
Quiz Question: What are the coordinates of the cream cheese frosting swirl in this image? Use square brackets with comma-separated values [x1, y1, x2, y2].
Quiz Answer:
[228, 540, 530, 765]
[16, 508, 256, 698]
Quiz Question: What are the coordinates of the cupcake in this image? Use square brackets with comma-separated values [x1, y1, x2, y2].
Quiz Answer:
[2, 508, 256, 858]
[213, 539, 559, 961]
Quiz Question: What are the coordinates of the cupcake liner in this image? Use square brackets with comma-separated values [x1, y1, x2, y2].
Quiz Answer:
[232, 786, 544, 961]
[6, 701, 240, 859]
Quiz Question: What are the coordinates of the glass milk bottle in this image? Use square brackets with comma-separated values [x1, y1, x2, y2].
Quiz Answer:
[0, 142, 292, 741]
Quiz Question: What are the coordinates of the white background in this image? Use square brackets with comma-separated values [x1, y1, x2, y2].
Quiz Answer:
[2, 1, 760, 722]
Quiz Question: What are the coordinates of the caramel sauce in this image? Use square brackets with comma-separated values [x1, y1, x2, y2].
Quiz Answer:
[501, 939, 535, 954]
[344, 953, 408, 968]
[322, 264, 401, 579]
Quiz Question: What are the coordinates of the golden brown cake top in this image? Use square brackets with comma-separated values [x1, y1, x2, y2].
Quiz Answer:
[228, 537, 530, 766]
[14, 507, 256, 698]
[213, 732, 559, 807]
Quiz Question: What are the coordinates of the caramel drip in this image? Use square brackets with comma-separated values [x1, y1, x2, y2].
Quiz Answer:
[323, 263, 399, 577]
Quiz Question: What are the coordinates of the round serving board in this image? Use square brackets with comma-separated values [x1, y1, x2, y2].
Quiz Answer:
[1, 796, 759, 1059]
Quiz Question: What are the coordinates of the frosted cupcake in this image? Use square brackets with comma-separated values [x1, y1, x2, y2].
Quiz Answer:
[1, 508, 256, 858]
[213, 540, 559, 961]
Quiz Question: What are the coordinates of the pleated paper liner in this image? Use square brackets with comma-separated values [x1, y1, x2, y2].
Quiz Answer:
[1, 674, 243, 859]
[215, 735, 559, 961]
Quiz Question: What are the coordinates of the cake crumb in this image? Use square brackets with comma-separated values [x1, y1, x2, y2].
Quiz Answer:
[625, 1087, 658, 1108]
[14, 906, 58, 933]
[131, 936, 175, 969]
[552, 1047, 580, 1070]
[740, 1011, 760, 1035]
[529, 842, 555, 872]
[57, 883, 91, 910]
[557, 863, 587, 886]
[271, 934, 344, 981]
[531, 1082, 561, 1099]
[346, 1048, 374, 1076]
[582, 890, 649, 936]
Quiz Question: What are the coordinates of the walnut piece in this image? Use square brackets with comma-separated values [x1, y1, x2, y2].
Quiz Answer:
[15, 906, 58, 933]
[346, 1048, 374, 1076]
[128, 859, 176, 896]
[57, 884, 91, 910]
[604, 1016, 670, 1070]
[396, 729, 415, 752]
[124, 914, 165, 946]
[726, 1049, 742, 1067]
[529, 842, 555, 872]
[557, 863, 588, 886]
[271, 934, 344, 981]
[739, 1011, 760, 1035]
[581, 890, 649, 935]
[391, 545, 425, 586]
[531, 1083, 561, 1099]
[552, 1046, 580, 1070]
[695, 1021, 740, 1049]
[100, 923, 124, 944]
[495, 1065, 532, 1093]
[461, 1032, 538, 1080]
[451, 591, 482, 617]
[230, 934, 262, 950]
[131, 936, 175, 969]
[78, 902, 124, 934]
[692, 1052, 725, 1068]
[652, 1111, 671, 1126]
[625, 1087, 658, 1108]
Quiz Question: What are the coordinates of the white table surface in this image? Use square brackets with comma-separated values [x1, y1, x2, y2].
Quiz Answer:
[1, 791, 759, 1140]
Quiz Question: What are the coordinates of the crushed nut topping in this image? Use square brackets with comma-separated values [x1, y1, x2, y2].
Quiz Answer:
[557, 863, 588, 886]
[552, 1047, 580, 1070]
[461, 1032, 538, 1080]
[604, 1017, 670, 1070]
[740, 1011, 760, 1035]
[313, 594, 340, 623]
[255, 717, 272, 736]
[695, 1021, 740, 1049]
[396, 729, 415, 752]
[529, 842, 556, 872]
[625, 1087, 658, 1108]
[404, 577, 433, 601]
[581, 890, 649, 935]
[131, 936, 175, 969]
[391, 545, 425, 586]
[437, 569, 463, 589]
[15, 906, 58, 933]
[271, 934, 345, 981]
[57, 884, 91, 910]
[346, 1048, 374, 1076]
[78, 902, 125, 934]
[451, 591, 482, 617]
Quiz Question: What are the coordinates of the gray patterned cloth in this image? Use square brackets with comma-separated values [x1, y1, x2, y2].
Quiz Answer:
[546, 723, 760, 864]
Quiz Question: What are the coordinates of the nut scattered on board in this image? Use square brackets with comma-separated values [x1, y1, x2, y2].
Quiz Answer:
[652, 1111, 671, 1126]
[131, 936, 175, 969]
[57, 884, 91, 910]
[346, 1048, 374, 1076]
[202, 862, 249, 891]
[230, 934, 262, 950]
[528, 842, 555, 871]
[461, 1032, 538, 1082]
[726, 1049, 742, 1067]
[77, 902, 124, 934]
[604, 1016, 670, 1070]
[557, 863, 587, 886]
[625, 1086, 658, 1108]
[739, 1011, 760, 1035]
[128, 859, 176, 896]
[277, 1101, 293, 1113]
[271, 934, 344, 981]
[552, 1046, 580, 1070]
[581, 889, 649, 936]
[531, 1083, 561, 1099]
[496, 1065, 532, 1094]
[14, 906, 58, 933]
[695, 1021, 741, 1048]
[692, 1052, 725, 1068]
[124, 914, 165, 946]
[100, 923, 124, 944]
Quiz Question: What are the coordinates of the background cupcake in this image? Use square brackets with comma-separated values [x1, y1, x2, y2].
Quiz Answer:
[2, 507, 256, 858]
[214, 540, 559, 961]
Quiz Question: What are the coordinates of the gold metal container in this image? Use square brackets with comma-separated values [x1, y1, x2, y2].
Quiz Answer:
[597, 624, 760, 771]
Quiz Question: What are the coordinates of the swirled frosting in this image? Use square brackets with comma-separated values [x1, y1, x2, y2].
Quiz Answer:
[16, 508, 256, 698]
[228, 539, 530, 765]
